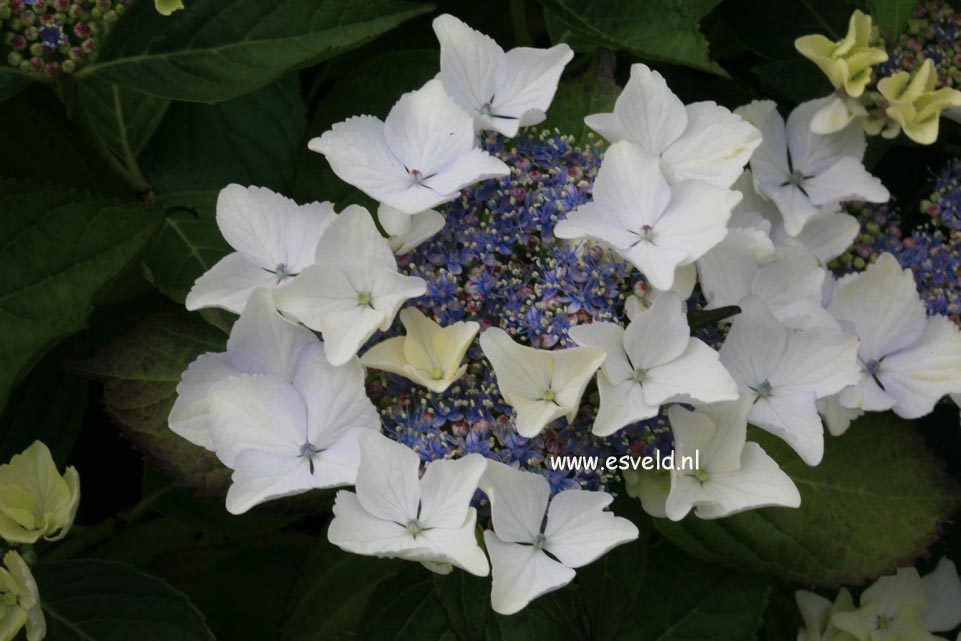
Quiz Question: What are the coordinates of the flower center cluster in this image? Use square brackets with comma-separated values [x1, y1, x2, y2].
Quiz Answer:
[363, 131, 675, 494]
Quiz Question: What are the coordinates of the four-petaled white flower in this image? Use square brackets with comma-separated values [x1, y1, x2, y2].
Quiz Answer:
[584, 63, 761, 188]
[274, 206, 427, 367]
[328, 432, 489, 577]
[481, 461, 637, 614]
[568, 292, 738, 436]
[555, 140, 741, 290]
[479, 327, 605, 437]
[309, 79, 510, 215]
[170, 288, 317, 450]
[185, 184, 335, 314]
[737, 99, 889, 236]
[361, 307, 479, 393]
[719, 296, 860, 465]
[662, 398, 800, 521]
[433, 14, 573, 137]
[827, 253, 961, 418]
[697, 230, 839, 330]
[206, 342, 380, 514]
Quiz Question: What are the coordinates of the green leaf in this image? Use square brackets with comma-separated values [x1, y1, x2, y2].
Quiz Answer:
[753, 58, 832, 103]
[140, 75, 307, 194]
[578, 499, 651, 641]
[34, 559, 215, 641]
[543, 50, 618, 146]
[76, 77, 170, 175]
[293, 49, 438, 206]
[716, 0, 851, 61]
[0, 180, 163, 411]
[433, 572, 491, 641]
[158, 537, 311, 641]
[0, 85, 130, 196]
[141, 191, 231, 304]
[284, 536, 403, 641]
[654, 413, 961, 586]
[869, 0, 919, 43]
[614, 542, 770, 640]
[535, 0, 727, 76]
[78, 0, 433, 102]
[0, 67, 40, 102]
[0, 338, 88, 465]
[359, 564, 452, 641]
[71, 309, 231, 496]
[484, 609, 564, 641]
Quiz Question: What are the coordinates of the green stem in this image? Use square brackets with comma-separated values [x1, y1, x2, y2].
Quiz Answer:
[510, 0, 533, 47]
[41, 483, 175, 561]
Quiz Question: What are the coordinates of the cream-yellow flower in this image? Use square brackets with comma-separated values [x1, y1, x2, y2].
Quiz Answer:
[795, 10, 888, 98]
[155, 0, 184, 16]
[872, 58, 961, 144]
[0, 442, 80, 545]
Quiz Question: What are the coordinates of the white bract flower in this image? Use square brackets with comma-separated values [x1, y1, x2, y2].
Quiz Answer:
[555, 140, 741, 290]
[697, 230, 839, 330]
[328, 432, 489, 577]
[170, 288, 316, 450]
[185, 184, 335, 314]
[481, 461, 637, 614]
[584, 63, 761, 188]
[378, 204, 445, 255]
[207, 342, 380, 514]
[433, 14, 573, 137]
[361, 307, 479, 393]
[309, 79, 510, 215]
[795, 588, 858, 641]
[719, 296, 860, 465]
[479, 327, 604, 437]
[731, 170, 859, 265]
[737, 99, 888, 236]
[568, 292, 738, 436]
[831, 567, 948, 641]
[662, 398, 800, 521]
[274, 206, 427, 367]
[922, 558, 961, 633]
[828, 253, 961, 418]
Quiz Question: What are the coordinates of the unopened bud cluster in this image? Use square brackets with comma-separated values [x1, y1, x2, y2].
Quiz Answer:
[1, 0, 132, 76]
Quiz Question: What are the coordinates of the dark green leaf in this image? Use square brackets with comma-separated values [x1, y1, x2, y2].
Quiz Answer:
[484, 608, 565, 641]
[613, 542, 770, 640]
[34, 559, 215, 641]
[434, 572, 491, 641]
[543, 50, 619, 146]
[78, 0, 433, 102]
[717, 0, 851, 60]
[141, 191, 231, 304]
[686, 0, 724, 20]
[0, 338, 88, 465]
[869, 0, 919, 43]
[762, 585, 804, 641]
[285, 536, 403, 641]
[535, 0, 727, 76]
[76, 77, 170, 173]
[0, 67, 39, 102]
[578, 499, 651, 641]
[140, 75, 307, 194]
[359, 564, 452, 641]
[655, 413, 961, 586]
[0, 180, 163, 410]
[0, 85, 130, 195]
[158, 537, 311, 641]
[293, 49, 438, 206]
[71, 309, 231, 496]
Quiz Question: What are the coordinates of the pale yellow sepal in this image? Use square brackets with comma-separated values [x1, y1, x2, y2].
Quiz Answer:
[795, 10, 888, 98]
[360, 308, 479, 393]
[155, 0, 184, 15]
[875, 58, 961, 144]
[0, 442, 80, 545]
[0, 552, 45, 641]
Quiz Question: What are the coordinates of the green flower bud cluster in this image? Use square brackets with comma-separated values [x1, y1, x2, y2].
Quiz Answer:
[0, 0, 131, 77]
